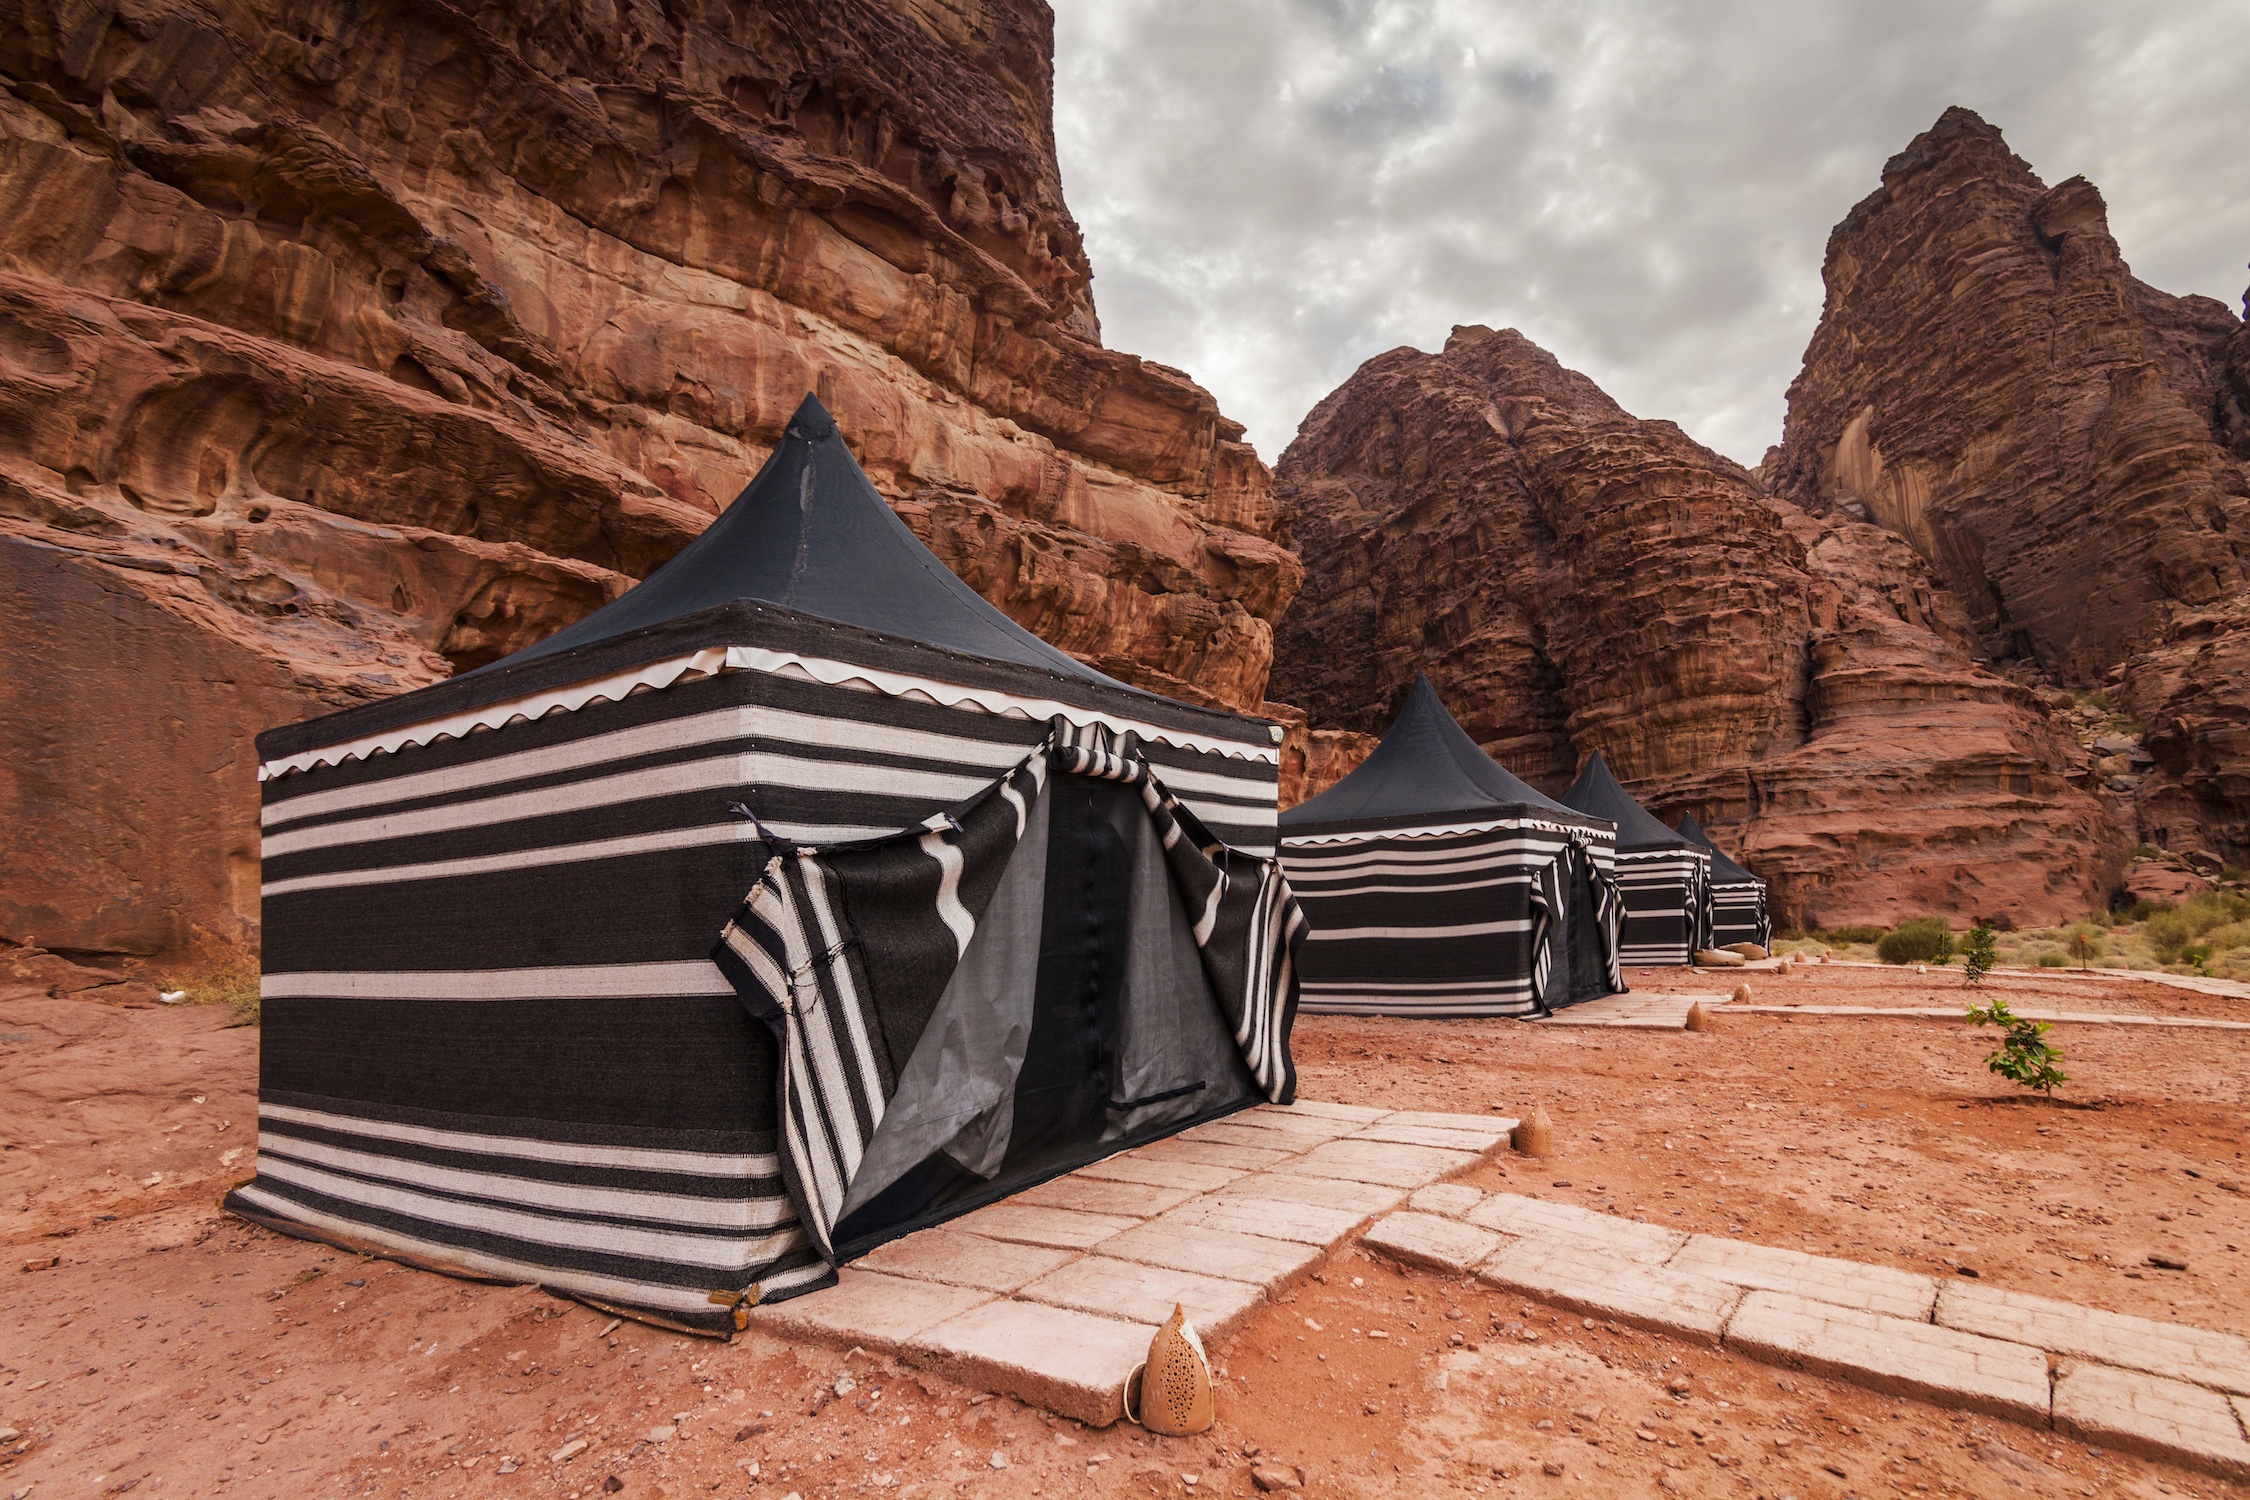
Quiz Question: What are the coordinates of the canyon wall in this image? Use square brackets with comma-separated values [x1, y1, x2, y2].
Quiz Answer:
[0, 0, 1296, 962]
[1768, 106, 2250, 862]
[1270, 325, 2125, 929]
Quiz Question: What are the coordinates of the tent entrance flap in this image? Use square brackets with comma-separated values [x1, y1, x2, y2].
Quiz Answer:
[826, 772, 1255, 1262]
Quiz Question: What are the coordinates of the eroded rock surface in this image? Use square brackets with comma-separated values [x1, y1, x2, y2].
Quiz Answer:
[0, 0, 1293, 961]
[1270, 325, 2123, 928]
[1768, 106, 2250, 861]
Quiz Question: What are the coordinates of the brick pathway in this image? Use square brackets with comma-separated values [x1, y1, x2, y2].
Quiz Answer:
[1731, 1003, 2250, 1031]
[1537, 991, 1734, 1030]
[749, 1102, 1512, 1425]
[1362, 1189, 2250, 1479]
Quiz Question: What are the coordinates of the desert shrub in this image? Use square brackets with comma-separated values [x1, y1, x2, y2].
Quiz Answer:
[2037, 951, 2067, 968]
[1967, 994, 2067, 1096]
[2145, 909, 2196, 962]
[1962, 922, 1998, 986]
[1876, 916, 1954, 965]
[2064, 923, 2105, 969]
[2130, 843, 2164, 859]
[2182, 944, 2214, 970]
[1820, 924, 1889, 946]
[2114, 897, 2164, 923]
[2203, 920, 2250, 953]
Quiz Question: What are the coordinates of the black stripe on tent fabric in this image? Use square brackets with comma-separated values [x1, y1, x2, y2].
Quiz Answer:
[261, 843, 759, 973]
[259, 997, 772, 1133]
[249, 1138, 773, 1242]
[256, 1087, 767, 1156]
[255, 1118, 773, 1202]
[1279, 673, 1606, 836]
[232, 1172, 802, 1295]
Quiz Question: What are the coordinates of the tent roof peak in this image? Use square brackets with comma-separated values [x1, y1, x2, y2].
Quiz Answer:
[1279, 670, 1598, 832]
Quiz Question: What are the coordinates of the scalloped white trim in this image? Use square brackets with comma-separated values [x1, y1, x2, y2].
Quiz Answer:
[1280, 815, 1618, 847]
[260, 646, 1279, 780]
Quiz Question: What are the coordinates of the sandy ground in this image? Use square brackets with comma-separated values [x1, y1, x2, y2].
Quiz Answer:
[4, 953, 2246, 1499]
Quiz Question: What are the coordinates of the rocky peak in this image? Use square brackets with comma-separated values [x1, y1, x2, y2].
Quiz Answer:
[1272, 326, 2123, 926]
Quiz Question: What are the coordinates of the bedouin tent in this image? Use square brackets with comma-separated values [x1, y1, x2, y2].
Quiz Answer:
[1276, 673, 1625, 1016]
[225, 394, 1304, 1334]
[1675, 813, 1770, 949]
[1560, 753, 1711, 967]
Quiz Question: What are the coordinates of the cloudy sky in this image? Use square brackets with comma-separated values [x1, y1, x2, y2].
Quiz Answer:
[1050, 0, 2250, 467]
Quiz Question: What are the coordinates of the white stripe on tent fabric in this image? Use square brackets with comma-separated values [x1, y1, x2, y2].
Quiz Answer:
[259, 821, 786, 899]
[255, 1135, 791, 1232]
[252, 1155, 784, 1270]
[257, 1104, 774, 1178]
[257, 647, 1280, 780]
[259, 963, 736, 1001]
[262, 752, 1001, 860]
[1308, 917, 1535, 940]
[227, 1184, 821, 1318]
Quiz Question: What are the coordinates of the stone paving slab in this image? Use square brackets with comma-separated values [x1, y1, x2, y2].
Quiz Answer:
[1937, 1281, 2250, 1395]
[1179, 1121, 1323, 1151]
[853, 1228, 1078, 1295]
[1723, 1290, 2051, 1423]
[1284, 1137, 1477, 1185]
[1462, 1194, 1687, 1264]
[1408, 1183, 1489, 1218]
[1135, 1137, 1295, 1171]
[1101, 1218, 1328, 1294]
[1215, 1171, 1409, 1217]
[1538, 992, 1732, 1029]
[751, 1269, 995, 1347]
[1163, 1192, 1370, 1246]
[1073, 1153, 1246, 1194]
[1017, 1174, 1200, 1219]
[1379, 1110, 1511, 1132]
[1671, 1235, 1938, 1320]
[1018, 1255, 1268, 1340]
[1476, 1241, 1741, 1346]
[1362, 1211, 1505, 1275]
[1351, 1122, 1512, 1152]
[1238, 1104, 1363, 1138]
[2052, 1362, 2250, 1480]
[1272, 1100, 1390, 1123]
[906, 1299, 1153, 1427]
[950, 1202, 1136, 1251]
[1731, 1004, 2250, 1031]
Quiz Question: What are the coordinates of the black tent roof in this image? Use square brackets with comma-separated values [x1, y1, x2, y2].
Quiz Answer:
[1560, 752, 1698, 854]
[484, 393, 1110, 684]
[1676, 812, 1761, 885]
[1279, 673, 1605, 836]
[257, 394, 1277, 763]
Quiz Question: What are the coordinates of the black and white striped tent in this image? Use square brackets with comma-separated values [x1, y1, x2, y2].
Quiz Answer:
[1676, 813, 1770, 949]
[227, 394, 1303, 1334]
[1276, 674, 1624, 1017]
[1560, 753, 1711, 967]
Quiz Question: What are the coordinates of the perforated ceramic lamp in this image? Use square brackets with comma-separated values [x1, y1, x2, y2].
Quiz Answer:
[1130, 1304, 1215, 1435]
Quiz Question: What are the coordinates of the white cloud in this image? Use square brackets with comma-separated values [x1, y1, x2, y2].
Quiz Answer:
[1052, 0, 2250, 466]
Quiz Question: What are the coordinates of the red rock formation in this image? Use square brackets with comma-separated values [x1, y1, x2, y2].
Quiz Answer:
[1768, 106, 2250, 860]
[1272, 325, 2124, 928]
[0, 0, 1294, 962]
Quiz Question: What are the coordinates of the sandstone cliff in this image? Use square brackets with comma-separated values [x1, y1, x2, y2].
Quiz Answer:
[1270, 325, 2124, 928]
[1768, 106, 2250, 862]
[0, 0, 1296, 962]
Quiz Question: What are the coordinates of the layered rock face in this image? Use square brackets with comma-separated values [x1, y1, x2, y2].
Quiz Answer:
[1768, 106, 2250, 860]
[0, 0, 1295, 961]
[1271, 325, 2123, 928]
